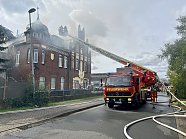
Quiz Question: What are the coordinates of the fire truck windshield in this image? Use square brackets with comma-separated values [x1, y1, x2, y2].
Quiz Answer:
[106, 76, 131, 87]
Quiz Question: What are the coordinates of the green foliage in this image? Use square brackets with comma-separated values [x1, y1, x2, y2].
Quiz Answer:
[161, 15, 186, 99]
[0, 25, 15, 44]
[33, 90, 49, 107]
[2, 86, 50, 108]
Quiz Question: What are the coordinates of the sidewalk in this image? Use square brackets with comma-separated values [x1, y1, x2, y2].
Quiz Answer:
[0, 98, 104, 133]
[176, 113, 186, 139]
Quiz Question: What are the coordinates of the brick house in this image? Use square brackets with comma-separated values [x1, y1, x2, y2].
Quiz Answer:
[5, 18, 91, 93]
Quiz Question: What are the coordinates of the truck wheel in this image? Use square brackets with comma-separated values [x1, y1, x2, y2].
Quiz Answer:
[132, 93, 140, 109]
[108, 102, 114, 108]
[142, 94, 147, 104]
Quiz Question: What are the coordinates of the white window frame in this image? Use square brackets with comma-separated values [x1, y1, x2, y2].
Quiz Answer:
[33, 49, 38, 63]
[16, 50, 20, 65]
[41, 50, 45, 64]
[51, 77, 56, 89]
[60, 77, 64, 90]
[76, 53, 79, 71]
[39, 77, 45, 89]
[51, 53, 54, 60]
[64, 56, 67, 68]
[59, 54, 63, 67]
[73, 80, 79, 89]
[27, 49, 30, 63]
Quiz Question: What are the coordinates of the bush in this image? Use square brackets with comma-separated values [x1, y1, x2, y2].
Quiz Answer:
[1, 87, 50, 109]
[33, 91, 49, 107]
[2, 98, 25, 108]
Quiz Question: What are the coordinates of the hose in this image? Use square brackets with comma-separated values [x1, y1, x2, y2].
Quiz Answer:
[124, 82, 186, 139]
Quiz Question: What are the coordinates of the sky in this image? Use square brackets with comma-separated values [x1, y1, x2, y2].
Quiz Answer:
[1, 0, 186, 79]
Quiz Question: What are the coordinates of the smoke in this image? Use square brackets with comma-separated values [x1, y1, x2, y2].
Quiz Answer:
[69, 9, 108, 38]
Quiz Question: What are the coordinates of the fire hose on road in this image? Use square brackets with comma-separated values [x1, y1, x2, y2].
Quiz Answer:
[124, 83, 186, 139]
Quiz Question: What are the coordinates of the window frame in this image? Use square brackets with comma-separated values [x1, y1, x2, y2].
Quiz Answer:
[58, 54, 63, 68]
[39, 77, 45, 89]
[16, 50, 20, 65]
[64, 56, 67, 68]
[60, 77, 64, 90]
[41, 50, 45, 64]
[33, 48, 38, 63]
[27, 49, 30, 64]
[51, 77, 56, 90]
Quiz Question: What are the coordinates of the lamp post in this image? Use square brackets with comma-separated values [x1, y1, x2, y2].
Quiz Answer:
[28, 8, 36, 96]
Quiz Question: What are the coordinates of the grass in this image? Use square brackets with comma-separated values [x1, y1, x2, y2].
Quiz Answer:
[0, 95, 103, 113]
[48, 95, 102, 106]
[0, 106, 34, 113]
[172, 100, 186, 110]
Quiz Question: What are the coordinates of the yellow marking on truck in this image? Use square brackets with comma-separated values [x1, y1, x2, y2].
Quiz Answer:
[106, 88, 129, 92]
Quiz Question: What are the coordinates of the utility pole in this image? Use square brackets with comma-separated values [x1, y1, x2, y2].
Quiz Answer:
[28, 8, 36, 97]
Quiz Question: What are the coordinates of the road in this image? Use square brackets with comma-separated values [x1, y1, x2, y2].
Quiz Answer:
[2, 94, 181, 139]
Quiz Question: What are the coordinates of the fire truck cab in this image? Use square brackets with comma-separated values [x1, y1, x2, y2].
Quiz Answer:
[104, 71, 147, 108]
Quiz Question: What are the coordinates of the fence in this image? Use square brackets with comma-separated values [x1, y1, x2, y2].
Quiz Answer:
[49, 89, 102, 102]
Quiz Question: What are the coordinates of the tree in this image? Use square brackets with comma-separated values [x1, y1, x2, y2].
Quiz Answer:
[160, 16, 186, 99]
[0, 25, 15, 43]
[0, 25, 15, 68]
[0, 25, 15, 100]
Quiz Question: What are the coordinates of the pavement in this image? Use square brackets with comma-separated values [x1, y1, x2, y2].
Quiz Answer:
[0, 95, 186, 139]
[0, 98, 104, 135]
[1, 95, 182, 139]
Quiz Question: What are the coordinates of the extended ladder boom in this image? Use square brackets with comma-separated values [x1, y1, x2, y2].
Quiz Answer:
[68, 35, 158, 84]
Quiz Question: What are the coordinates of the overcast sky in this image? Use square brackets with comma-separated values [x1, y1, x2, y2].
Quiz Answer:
[1, 0, 186, 79]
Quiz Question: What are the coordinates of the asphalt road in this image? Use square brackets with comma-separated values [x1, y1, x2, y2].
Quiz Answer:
[2, 94, 180, 139]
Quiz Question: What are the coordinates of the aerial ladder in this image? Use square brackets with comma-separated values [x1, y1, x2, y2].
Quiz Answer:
[68, 35, 159, 103]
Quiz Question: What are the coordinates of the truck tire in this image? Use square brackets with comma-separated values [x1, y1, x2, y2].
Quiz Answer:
[132, 93, 140, 109]
[108, 102, 114, 108]
[142, 93, 147, 104]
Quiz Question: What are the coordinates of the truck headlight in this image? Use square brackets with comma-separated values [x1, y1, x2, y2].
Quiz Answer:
[128, 98, 131, 101]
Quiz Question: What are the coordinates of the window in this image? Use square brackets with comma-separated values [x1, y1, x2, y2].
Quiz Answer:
[27, 49, 30, 63]
[16, 50, 20, 65]
[60, 77, 64, 90]
[107, 76, 131, 87]
[51, 77, 56, 89]
[73, 80, 79, 89]
[51, 53, 54, 60]
[33, 49, 38, 63]
[84, 56, 87, 62]
[88, 57, 91, 72]
[64, 56, 67, 68]
[76, 59, 79, 70]
[39, 77, 45, 89]
[41, 50, 45, 64]
[84, 61, 87, 72]
[80, 48, 83, 54]
[71, 52, 74, 69]
[76, 53, 79, 70]
[59, 54, 62, 67]
[83, 79, 88, 89]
